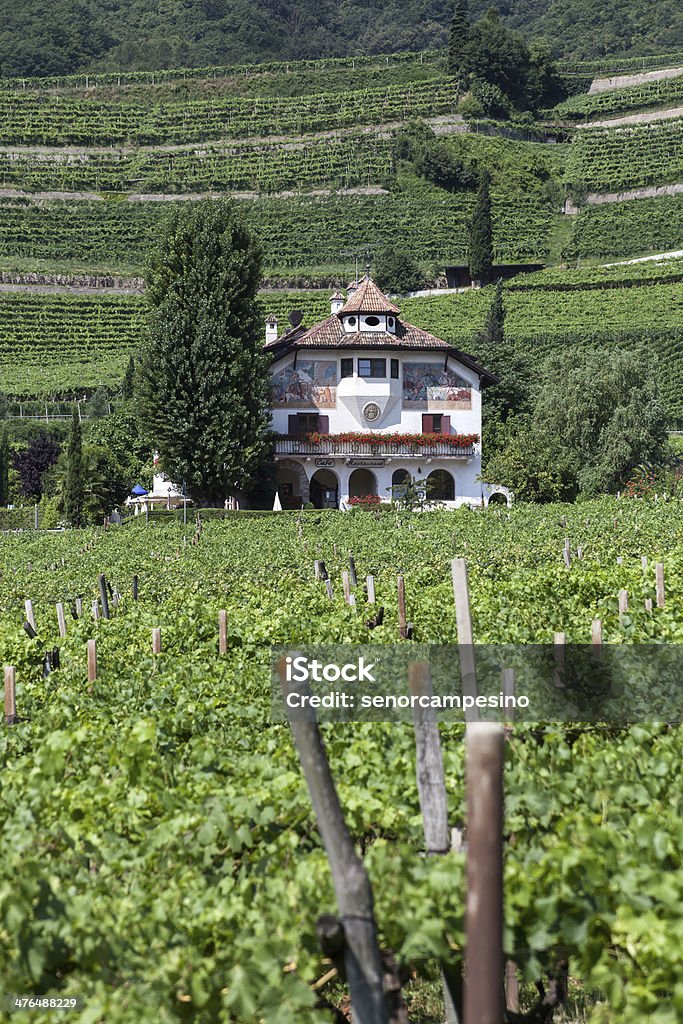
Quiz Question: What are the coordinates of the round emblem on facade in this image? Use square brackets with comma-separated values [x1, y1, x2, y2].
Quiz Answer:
[363, 402, 381, 422]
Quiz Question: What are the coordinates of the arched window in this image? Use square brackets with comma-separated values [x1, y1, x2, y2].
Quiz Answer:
[426, 469, 455, 501]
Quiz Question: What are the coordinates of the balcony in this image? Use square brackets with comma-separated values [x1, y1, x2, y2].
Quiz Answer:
[274, 436, 477, 458]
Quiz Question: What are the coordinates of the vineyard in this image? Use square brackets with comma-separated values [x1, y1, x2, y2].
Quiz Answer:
[0, 292, 144, 396]
[0, 134, 395, 195]
[0, 187, 556, 278]
[1, 501, 682, 1022]
[6, 277, 683, 409]
[554, 73, 683, 121]
[0, 79, 461, 148]
[563, 195, 683, 260]
[565, 118, 683, 195]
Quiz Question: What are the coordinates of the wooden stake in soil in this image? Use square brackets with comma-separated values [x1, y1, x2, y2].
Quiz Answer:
[279, 662, 389, 1024]
[152, 628, 162, 654]
[75, 597, 83, 618]
[645, 598, 653, 613]
[409, 662, 461, 1024]
[92, 599, 100, 621]
[342, 570, 351, 605]
[98, 574, 110, 620]
[591, 618, 603, 656]
[218, 610, 228, 655]
[325, 579, 334, 600]
[506, 960, 520, 1014]
[563, 538, 571, 567]
[4, 666, 17, 725]
[132, 574, 139, 601]
[24, 599, 36, 632]
[450, 559, 479, 722]
[553, 632, 566, 689]
[656, 563, 665, 608]
[366, 575, 376, 604]
[618, 589, 628, 624]
[87, 639, 97, 684]
[464, 723, 504, 1024]
[348, 553, 358, 587]
[397, 575, 408, 639]
[502, 667, 515, 722]
[56, 603, 67, 638]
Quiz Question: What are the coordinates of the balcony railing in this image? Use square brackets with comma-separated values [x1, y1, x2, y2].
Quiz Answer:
[275, 437, 476, 458]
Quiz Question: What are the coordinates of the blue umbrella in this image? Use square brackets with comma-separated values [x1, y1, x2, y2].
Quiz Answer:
[131, 483, 149, 496]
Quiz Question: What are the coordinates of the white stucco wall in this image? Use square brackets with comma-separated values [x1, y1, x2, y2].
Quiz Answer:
[270, 349, 482, 438]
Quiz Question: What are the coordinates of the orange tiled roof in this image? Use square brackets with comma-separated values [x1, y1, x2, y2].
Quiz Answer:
[291, 315, 449, 350]
[339, 276, 400, 315]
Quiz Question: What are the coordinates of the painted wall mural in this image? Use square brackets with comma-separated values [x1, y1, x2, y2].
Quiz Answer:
[402, 362, 472, 409]
[271, 360, 337, 408]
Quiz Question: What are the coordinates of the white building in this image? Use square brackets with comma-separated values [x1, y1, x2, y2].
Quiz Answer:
[266, 276, 503, 509]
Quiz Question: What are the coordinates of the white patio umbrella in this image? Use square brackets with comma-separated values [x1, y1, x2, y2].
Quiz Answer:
[273, 491, 282, 511]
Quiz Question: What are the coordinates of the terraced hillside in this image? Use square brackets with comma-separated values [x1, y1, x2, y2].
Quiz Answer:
[3, 47, 683, 422]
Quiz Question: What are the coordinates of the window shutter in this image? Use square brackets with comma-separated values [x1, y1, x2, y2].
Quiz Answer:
[422, 414, 434, 433]
[317, 415, 329, 433]
[441, 415, 451, 435]
[288, 414, 298, 436]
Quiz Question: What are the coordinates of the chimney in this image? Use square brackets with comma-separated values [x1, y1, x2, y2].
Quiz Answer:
[265, 313, 278, 345]
[330, 291, 344, 315]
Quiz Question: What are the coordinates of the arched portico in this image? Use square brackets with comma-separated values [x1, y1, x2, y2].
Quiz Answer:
[275, 459, 309, 507]
[310, 468, 339, 509]
[426, 469, 455, 501]
[348, 468, 378, 499]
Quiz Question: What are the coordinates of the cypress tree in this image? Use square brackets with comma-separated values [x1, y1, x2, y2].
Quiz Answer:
[447, 0, 469, 78]
[0, 426, 9, 507]
[64, 408, 85, 527]
[137, 199, 271, 506]
[483, 280, 505, 344]
[122, 355, 136, 399]
[469, 172, 493, 286]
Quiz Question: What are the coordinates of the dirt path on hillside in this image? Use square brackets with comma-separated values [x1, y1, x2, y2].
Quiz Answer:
[579, 105, 683, 128]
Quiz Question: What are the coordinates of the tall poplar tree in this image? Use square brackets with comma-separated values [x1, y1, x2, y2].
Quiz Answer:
[469, 172, 493, 286]
[137, 200, 271, 506]
[63, 407, 85, 526]
[447, 0, 469, 79]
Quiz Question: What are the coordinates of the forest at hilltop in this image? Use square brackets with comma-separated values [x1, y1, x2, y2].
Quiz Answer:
[1, 0, 682, 78]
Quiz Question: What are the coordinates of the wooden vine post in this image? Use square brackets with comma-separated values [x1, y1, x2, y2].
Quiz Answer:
[450, 559, 479, 722]
[25, 599, 36, 632]
[409, 662, 461, 1024]
[366, 575, 376, 604]
[56, 603, 67, 638]
[152, 628, 162, 654]
[397, 576, 407, 639]
[655, 563, 665, 608]
[279, 662, 388, 1024]
[98, 574, 110, 620]
[218, 610, 228, 655]
[464, 723, 505, 1024]
[4, 666, 17, 725]
[87, 639, 97, 686]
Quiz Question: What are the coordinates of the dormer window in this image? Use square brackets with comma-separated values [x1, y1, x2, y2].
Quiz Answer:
[365, 316, 380, 327]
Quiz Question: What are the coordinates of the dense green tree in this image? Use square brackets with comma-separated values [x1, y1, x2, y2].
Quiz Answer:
[447, 0, 469, 78]
[0, 427, 10, 507]
[63, 408, 85, 526]
[121, 355, 136, 400]
[374, 248, 424, 294]
[468, 172, 493, 285]
[12, 433, 61, 498]
[485, 348, 668, 501]
[482, 280, 504, 344]
[137, 199, 271, 506]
